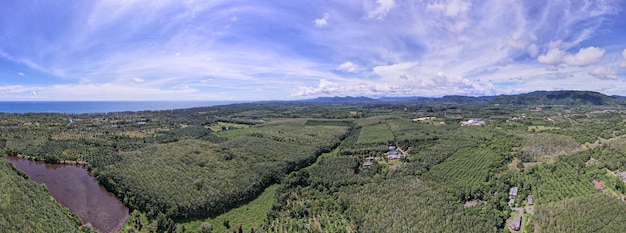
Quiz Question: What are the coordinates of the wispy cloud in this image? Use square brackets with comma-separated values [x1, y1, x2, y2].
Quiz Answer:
[367, 0, 396, 20]
[588, 66, 617, 80]
[621, 48, 626, 68]
[0, 0, 624, 100]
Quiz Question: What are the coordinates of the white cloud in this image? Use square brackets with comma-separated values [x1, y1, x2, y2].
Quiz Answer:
[537, 46, 605, 67]
[18, 72, 24, 76]
[564, 47, 605, 66]
[588, 67, 617, 80]
[314, 13, 329, 28]
[537, 49, 566, 66]
[337, 61, 358, 73]
[3, 0, 624, 100]
[621, 48, 626, 68]
[367, 0, 396, 20]
[290, 74, 497, 98]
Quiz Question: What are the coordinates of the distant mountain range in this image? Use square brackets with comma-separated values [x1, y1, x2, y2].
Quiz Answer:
[302, 90, 626, 106]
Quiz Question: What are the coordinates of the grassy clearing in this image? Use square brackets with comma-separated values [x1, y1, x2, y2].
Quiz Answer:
[215, 127, 262, 139]
[206, 122, 249, 132]
[357, 123, 394, 144]
[508, 158, 520, 171]
[179, 184, 278, 232]
[528, 126, 561, 132]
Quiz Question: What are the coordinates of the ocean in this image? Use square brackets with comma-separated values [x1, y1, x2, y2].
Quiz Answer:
[0, 101, 245, 114]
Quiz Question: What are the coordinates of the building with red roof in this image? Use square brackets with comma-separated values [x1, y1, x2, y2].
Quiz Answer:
[593, 180, 604, 190]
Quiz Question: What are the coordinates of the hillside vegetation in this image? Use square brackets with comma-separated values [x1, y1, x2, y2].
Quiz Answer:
[2, 90, 626, 232]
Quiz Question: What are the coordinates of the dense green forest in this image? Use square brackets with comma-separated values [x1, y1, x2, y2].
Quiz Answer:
[2, 90, 626, 232]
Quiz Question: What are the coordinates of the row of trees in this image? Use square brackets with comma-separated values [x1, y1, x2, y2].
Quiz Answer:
[534, 193, 626, 232]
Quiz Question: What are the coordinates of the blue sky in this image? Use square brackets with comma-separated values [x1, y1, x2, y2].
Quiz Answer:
[1, 0, 625, 101]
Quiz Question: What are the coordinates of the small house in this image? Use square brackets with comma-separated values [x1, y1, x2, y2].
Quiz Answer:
[508, 214, 522, 231]
[619, 171, 626, 181]
[508, 187, 518, 197]
[527, 195, 533, 206]
[363, 161, 372, 167]
[585, 157, 597, 166]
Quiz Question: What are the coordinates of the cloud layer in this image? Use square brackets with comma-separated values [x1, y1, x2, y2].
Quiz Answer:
[0, 0, 624, 100]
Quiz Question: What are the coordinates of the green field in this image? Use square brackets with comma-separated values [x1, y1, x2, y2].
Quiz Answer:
[179, 184, 278, 232]
[425, 148, 502, 199]
[357, 123, 394, 144]
[3, 91, 626, 232]
[530, 161, 598, 205]
[206, 121, 250, 132]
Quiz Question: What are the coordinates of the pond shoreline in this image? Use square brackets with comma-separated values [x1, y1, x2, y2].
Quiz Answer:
[6, 156, 129, 233]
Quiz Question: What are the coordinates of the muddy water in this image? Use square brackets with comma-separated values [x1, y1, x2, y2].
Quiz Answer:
[6, 156, 129, 233]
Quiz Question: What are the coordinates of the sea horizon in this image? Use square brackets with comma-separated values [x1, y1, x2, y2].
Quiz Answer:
[0, 100, 248, 114]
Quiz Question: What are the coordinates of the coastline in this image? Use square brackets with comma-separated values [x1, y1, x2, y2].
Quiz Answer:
[0, 100, 247, 114]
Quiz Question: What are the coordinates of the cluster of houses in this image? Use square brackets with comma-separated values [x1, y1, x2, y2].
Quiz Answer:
[362, 145, 408, 168]
[460, 118, 484, 126]
[386, 145, 406, 160]
[507, 187, 533, 232]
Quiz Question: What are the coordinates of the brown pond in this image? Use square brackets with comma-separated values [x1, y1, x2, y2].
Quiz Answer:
[6, 156, 129, 233]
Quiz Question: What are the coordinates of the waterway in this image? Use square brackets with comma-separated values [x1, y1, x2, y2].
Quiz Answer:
[6, 156, 129, 233]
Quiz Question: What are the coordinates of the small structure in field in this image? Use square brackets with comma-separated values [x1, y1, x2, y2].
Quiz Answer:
[412, 117, 436, 122]
[527, 195, 533, 206]
[460, 118, 484, 126]
[363, 157, 375, 167]
[619, 171, 626, 181]
[593, 180, 604, 190]
[508, 214, 522, 231]
[508, 187, 518, 197]
[585, 157, 597, 166]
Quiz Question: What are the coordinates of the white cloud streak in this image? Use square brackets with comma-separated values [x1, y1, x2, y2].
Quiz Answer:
[588, 67, 617, 80]
[337, 61, 358, 73]
[367, 0, 396, 20]
[314, 13, 329, 27]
